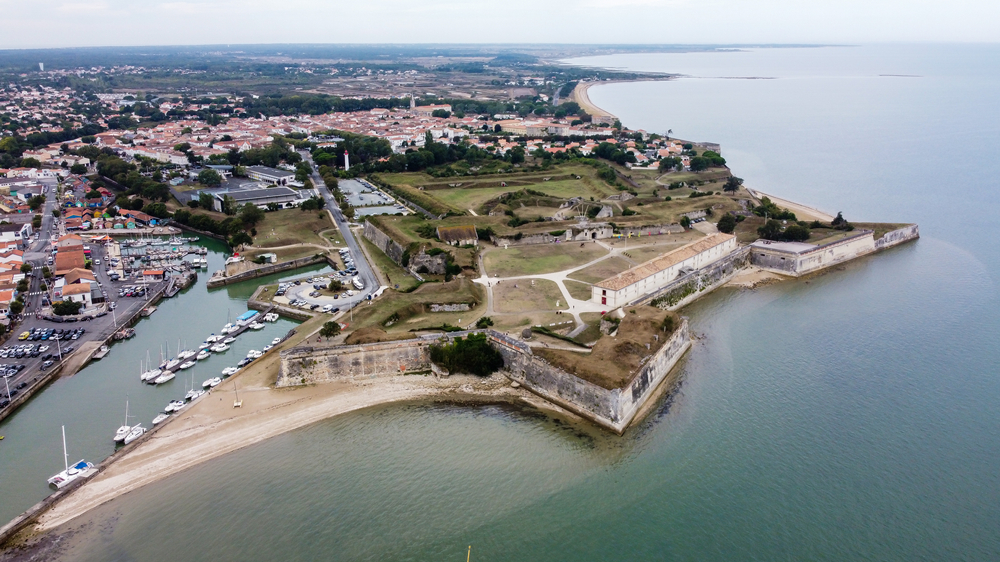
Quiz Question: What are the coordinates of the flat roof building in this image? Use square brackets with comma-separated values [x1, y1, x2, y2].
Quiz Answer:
[213, 186, 299, 212]
[245, 166, 295, 186]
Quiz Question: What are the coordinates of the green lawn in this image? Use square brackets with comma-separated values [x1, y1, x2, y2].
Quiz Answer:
[564, 279, 595, 301]
[493, 279, 569, 313]
[253, 209, 334, 248]
[482, 243, 608, 277]
[345, 278, 484, 333]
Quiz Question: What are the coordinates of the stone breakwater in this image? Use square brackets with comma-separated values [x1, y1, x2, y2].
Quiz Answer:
[278, 325, 691, 434]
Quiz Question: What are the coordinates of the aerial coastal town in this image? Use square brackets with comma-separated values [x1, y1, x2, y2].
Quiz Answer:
[0, 45, 919, 552]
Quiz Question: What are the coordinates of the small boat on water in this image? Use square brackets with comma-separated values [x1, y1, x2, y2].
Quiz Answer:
[203, 377, 222, 388]
[210, 343, 230, 353]
[123, 425, 146, 445]
[164, 358, 181, 371]
[152, 413, 170, 425]
[262, 345, 273, 352]
[223, 337, 237, 344]
[48, 426, 95, 489]
[189, 389, 206, 401]
[263, 313, 279, 323]
[205, 335, 223, 343]
[271, 337, 282, 346]
[220, 323, 236, 334]
[93, 345, 110, 360]
[237, 357, 253, 368]
[165, 400, 186, 413]
[246, 349, 263, 359]
[154, 371, 176, 384]
[178, 361, 196, 370]
[249, 322, 265, 330]
[196, 350, 211, 361]
[198, 342, 211, 350]
[114, 397, 131, 443]
[177, 349, 196, 361]
[221, 367, 239, 377]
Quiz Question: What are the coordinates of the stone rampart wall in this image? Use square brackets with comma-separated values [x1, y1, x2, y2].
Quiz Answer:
[875, 224, 920, 250]
[491, 223, 680, 247]
[278, 326, 690, 433]
[363, 221, 405, 265]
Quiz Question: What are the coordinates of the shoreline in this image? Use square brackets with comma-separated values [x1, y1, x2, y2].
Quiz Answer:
[21, 370, 569, 535]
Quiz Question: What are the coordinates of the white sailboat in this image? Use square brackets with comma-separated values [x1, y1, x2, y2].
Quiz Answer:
[48, 426, 94, 489]
[123, 424, 146, 445]
[196, 350, 211, 361]
[152, 412, 170, 425]
[114, 396, 131, 443]
[154, 370, 175, 384]
[203, 377, 222, 388]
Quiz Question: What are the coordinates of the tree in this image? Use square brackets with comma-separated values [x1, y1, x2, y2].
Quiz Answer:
[27, 195, 45, 210]
[266, 202, 280, 212]
[757, 219, 784, 240]
[51, 209, 60, 217]
[239, 204, 265, 228]
[229, 231, 252, 248]
[70, 163, 87, 175]
[8, 300, 23, 316]
[86, 189, 102, 199]
[19, 263, 32, 274]
[20, 157, 41, 168]
[475, 316, 494, 329]
[52, 300, 83, 316]
[716, 213, 737, 234]
[429, 333, 504, 376]
[723, 176, 744, 193]
[319, 321, 341, 338]
[328, 279, 344, 292]
[689, 157, 709, 172]
[198, 169, 222, 186]
[198, 191, 215, 210]
[680, 216, 691, 229]
[142, 202, 169, 218]
[221, 195, 237, 215]
[31, 215, 41, 229]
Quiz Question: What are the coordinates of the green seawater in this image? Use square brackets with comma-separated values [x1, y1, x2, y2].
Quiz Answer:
[5, 44, 1000, 560]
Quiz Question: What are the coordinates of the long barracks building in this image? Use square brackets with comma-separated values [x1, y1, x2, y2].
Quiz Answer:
[592, 233, 738, 308]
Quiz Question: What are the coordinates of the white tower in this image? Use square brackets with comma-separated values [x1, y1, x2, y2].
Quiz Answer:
[343, 151, 350, 171]
[38, 62, 44, 72]
[409, 95, 415, 110]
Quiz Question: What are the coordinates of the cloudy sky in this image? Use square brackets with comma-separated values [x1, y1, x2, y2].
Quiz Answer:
[1, 0, 998, 48]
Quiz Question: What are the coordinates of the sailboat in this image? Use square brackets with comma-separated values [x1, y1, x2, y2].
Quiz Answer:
[114, 396, 131, 443]
[141, 352, 162, 383]
[48, 426, 94, 489]
[123, 424, 146, 445]
[164, 340, 182, 371]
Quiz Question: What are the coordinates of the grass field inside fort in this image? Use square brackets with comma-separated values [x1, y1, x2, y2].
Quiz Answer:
[482, 243, 608, 277]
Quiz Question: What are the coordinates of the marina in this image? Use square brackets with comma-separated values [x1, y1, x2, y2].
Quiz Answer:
[0, 235, 331, 526]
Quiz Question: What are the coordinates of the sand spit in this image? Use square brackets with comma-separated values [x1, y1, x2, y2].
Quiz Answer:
[727, 266, 787, 289]
[34, 372, 552, 532]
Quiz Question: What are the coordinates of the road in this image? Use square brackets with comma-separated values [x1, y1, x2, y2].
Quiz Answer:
[301, 152, 379, 311]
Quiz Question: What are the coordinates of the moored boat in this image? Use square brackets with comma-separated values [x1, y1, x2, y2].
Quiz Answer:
[48, 426, 95, 489]
[210, 343, 230, 353]
[123, 425, 146, 445]
[152, 413, 170, 425]
[203, 377, 222, 388]
[154, 371, 176, 384]
[196, 350, 211, 361]
[178, 361, 196, 370]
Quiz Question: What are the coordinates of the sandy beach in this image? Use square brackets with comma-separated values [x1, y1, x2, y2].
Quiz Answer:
[571, 82, 617, 121]
[36, 370, 541, 531]
[748, 189, 836, 222]
[726, 266, 787, 289]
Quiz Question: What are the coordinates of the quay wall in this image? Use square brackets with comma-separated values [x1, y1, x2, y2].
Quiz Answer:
[206, 254, 327, 288]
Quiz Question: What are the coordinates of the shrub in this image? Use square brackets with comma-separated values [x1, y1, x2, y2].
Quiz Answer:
[429, 333, 504, 376]
[717, 214, 737, 234]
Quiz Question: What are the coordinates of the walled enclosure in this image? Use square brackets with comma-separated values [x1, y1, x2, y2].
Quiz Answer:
[750, 225, 919, 277]
[363, 221, 405, 265]
[278, 325, 691, 434]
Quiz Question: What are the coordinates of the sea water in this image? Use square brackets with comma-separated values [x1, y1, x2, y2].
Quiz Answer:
[9, 44, 1000, 561]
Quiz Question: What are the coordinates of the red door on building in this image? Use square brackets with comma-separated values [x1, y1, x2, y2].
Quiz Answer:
[601, 297, 606, 305]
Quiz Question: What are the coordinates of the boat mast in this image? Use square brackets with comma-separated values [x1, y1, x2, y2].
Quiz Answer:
[61, 425, 68, 472]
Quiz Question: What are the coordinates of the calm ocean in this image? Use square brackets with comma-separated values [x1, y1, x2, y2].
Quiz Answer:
[10, 45, 1000, 561]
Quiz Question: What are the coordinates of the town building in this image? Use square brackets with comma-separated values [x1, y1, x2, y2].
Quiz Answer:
[213, 186, 299, 211]
[245, 166, 295, 185]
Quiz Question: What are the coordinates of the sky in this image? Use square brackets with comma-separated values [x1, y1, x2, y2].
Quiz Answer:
[0, 0, 998, 49]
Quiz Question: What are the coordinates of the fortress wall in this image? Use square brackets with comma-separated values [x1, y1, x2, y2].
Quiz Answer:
[278, 327, 690, 433]
[642, 247, 751, 309]
[875, 224, 920, 250]
[363, 221, 405, 265]
[278, 338, 434, 386]
[616, 318, 691, 428]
